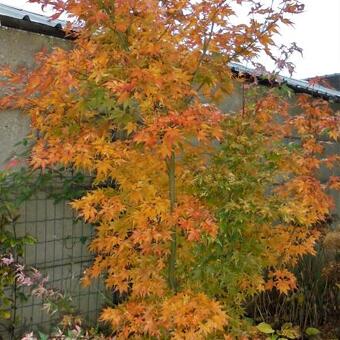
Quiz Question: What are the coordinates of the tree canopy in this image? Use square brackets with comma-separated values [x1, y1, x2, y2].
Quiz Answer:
[1, 0, 339, 338]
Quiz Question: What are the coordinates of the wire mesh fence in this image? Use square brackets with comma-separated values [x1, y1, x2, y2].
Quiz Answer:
[5, 191, 106, 338]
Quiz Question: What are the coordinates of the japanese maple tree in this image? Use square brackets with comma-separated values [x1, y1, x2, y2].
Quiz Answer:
[1, 0, 339, 338]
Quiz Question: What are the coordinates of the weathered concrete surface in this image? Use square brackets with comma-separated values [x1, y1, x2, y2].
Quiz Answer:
[0, 26, 70, 67]
[0, 109, 29, 165]
[0, 26, 71, 167]
[0, 27, 103, 338]
[220, 86, 340, 223]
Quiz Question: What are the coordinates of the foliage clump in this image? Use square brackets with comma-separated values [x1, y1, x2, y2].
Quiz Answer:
[1, 0, 339, 338]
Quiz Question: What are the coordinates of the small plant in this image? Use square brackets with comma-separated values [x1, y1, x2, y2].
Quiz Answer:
[257, 322, 301, 340]
[304, 327, 321, 339]
[0, 166, 85, 338]
[22, 315, 109, 340]
[0, 169, 39, 337]
[247, 228, 340, 333]
[22, 326, 109, 340]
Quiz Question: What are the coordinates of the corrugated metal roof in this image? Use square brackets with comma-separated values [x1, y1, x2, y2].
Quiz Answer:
[229, 62, 340, 103]
[0, 3, 65, 28]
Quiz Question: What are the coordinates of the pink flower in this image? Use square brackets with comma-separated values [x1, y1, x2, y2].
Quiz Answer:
[32, 285, 48, 298]
[0, 253, 14, 266]
[21, 332, 37, 340]
[16, 272, 33, 287]
[31, 268, 43, 282]
[15, 263, 25, 272]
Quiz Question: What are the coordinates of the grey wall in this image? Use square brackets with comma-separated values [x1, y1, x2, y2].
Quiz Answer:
[0, 26, 70, 168]
[220, 85, 340, 224]
[0, 27, 105, 338]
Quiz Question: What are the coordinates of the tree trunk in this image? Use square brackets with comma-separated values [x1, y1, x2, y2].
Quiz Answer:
[167, 151, 177, 292]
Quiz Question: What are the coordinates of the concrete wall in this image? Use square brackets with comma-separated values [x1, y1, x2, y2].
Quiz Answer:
[0, 26, 70, 167]
[220, 84, 340, 223]
[0, 27, 105, 338]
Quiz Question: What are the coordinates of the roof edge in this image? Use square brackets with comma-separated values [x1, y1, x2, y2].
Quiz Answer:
[229, 63, 340, 103]
[0, 4, 338, 103]
[0, 14, 70, 39]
